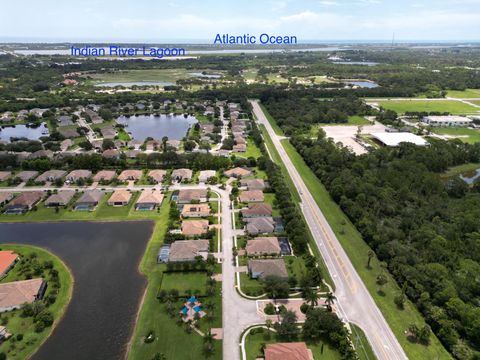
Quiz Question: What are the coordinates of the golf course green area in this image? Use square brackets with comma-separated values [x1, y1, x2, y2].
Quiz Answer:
[0, 245, 73, 360]
[446, 89, 480, 99]
[377, 99, 479, 114]
[85, 69, 222, 84]
[431, 127, 480, 144]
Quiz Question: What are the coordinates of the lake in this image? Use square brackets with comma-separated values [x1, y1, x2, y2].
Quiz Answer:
[94, 81, 175, 88]
[0, 123, 49, 142]
[348, 81, 380, 88]
[460, 168, 480, 184]
[116, 114, 197, 141]
[332, 61, 379, 66]
[189, 72, 221, 79]
[0, 221, 154, 360]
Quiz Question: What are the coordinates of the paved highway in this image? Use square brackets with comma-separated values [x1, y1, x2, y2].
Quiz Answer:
[251, 100, 408, 360]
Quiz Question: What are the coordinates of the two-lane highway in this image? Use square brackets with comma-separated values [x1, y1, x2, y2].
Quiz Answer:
[251, 100, 408, 360]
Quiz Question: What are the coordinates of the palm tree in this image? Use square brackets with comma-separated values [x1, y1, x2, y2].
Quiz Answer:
[265, 320, 273, 333]
[304, 288, 319, 307]
[367, 250, 374, 269]
[325, 292, 336, 312]
[203, 329, 215, 344]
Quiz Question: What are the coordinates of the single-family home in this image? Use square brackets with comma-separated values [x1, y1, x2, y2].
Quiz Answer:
[15, 171, 38, 182]
[60, 139, 73, 151]
[171, 168, 193, 182]
[168, 240, 210, 262]
[177, 189, 208, 204]
[224, 167, 251, 178]
[74, 190, 104, 211]
[36, 170, 67, 183]
[182, 220, 209, 236]
[118, 169, 142, 181]
[93, 170, 116, 182]
[264, 342, 313, 360]
[0, 278, 46, 312]
[244, 217, 275, 235]
[181, 203, 211, 218]
[58, 127, 79, 139]
[128, 139, 143, 150]
[65, 169, 92, 182]
[232, 144, 247, 152]
[108, 190, 132, 206]
[0, 192, 14, 206]
[246, 237, 281, 256]
[239, 190, 264, 203]
[102, 149, 121, 159]
[198, 170, 216, 183]
[101, 127, 117, 139]
[0, 171, 11, 182]
[0, 251, 19, 276]
[248, 259, 288, 280]
[148, 169, 166, 184]
[167, 139, 181, 150]
[241, 203, 272, 218]
[4, 192, 43, 214]
[44, 191, 75, 207]
[29, 150, 54, 160]
[241, 178, 266, 191]
[135, 190, 164, 211]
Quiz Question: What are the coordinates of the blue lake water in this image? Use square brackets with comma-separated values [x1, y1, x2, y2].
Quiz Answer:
[0, 123, 49, 142]
[189, 72, 222, 78]
[460, 169, 480, 184]
[333, 61, 379, 66]
[348, 81, 380, 88]
[116, 114, 197, 141]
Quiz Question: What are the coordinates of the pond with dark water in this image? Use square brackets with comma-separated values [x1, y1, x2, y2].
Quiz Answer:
[116, 114, 198, 141]
[0, 221, 154, 360]
[0, 123, 49, 142]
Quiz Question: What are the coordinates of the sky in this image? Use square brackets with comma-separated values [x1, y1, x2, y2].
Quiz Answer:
[1, 0, 479, 43]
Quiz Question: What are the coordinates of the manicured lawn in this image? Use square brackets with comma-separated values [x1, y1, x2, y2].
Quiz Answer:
[279, 138, 452, 360]
[350, 324, 377, 360]
[284, 256, 307, 280]
[0, 245, 73, 360]
[431, 127, 480, 144]
[87, 69, 213, 84]
[377, 99, 479, 114]
[446, 89, 480, 99]
[160, 272, 208, 297]
[239, 273, 264, 297]
[117, 128, 131, 141]
[245, 328, 342, 360]
[233, 138, 262, 159]
[128, 196, 222, 360]
[263, 193, 280, 217]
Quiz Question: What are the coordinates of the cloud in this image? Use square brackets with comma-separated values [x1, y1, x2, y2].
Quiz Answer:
[318, 1, 339, 6]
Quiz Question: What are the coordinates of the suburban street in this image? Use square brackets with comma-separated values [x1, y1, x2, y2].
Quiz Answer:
[251, 100, 409, 360]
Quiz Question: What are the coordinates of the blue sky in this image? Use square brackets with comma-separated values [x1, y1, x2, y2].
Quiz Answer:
[1, 0, 479, 42]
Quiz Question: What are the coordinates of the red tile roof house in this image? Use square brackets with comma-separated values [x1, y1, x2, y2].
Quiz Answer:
[232, 143, 247, 152]
[248, 259, 288, 280]
[65, 169, 92, 182]
[241, 203, 272, 218]
[102, 149, 121, 159]
[0, 278, 47, 312]
[0, 171, 11, 182]
[35, 170, 67, 183]
[246, 237, 281, 256]
[74, 190, 104, 211]
[264, 342, 314, 360]
[118, 170, 143, 182]
[224, 167, 252, 178]
[244, 217, 275, 235]
[177, 189, 208, 204]
[4, 191, 43, 214]
[15, 171, 38, 182]
[181, 203, 211, 218]
[148, 170, 166, 184]
[0, 192, 14, 206]
[93, 170, 116, 182]
[198, 170, 216, 183]
[171, 168, 193, 182]
[135, 190, 164, 211]
[239, 190, 264, 203]
[44, 191, 75, 207]
[107, 190, 132, 206]
[182, 220, 210, 236]
[168, 240, 210, 262]
[0, 251, 19, 276]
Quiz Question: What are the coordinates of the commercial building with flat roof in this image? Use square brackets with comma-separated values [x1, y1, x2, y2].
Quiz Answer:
[422, 115, 473, 127]
[371, 132, 428, 147]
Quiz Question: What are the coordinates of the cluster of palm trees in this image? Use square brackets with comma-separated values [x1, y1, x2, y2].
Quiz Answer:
[202, 329, 216, 357]
[302, 287, 336, 311]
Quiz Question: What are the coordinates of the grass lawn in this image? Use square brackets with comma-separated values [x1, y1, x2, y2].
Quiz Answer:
[0, 245, 73, 360]
[263, 193, 280, 217]
[284, 256, 308, 280]
[239, 273, 264, 297]
[446, 89, 480, 99]
[233, 138, 262, 159]
[431, 127, 480, 144]
[278, 138, 451, 360]
[245, 328, 342, 360]
[350, 324, 377, 360]
[117, 128, 131, 141]
[128, 196, 222, 360]
[441, 162, 480, 178]
[376, 99, 479, 115]
[160, 272, 208, 297]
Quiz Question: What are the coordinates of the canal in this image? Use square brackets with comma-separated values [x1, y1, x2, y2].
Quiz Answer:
[0, 221, 154, 360]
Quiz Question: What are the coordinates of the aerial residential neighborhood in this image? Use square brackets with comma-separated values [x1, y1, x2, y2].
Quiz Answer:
[0, 1, 480, 360]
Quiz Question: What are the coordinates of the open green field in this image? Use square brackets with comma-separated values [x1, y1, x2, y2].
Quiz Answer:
[278, 137, 451, 359]
[128, 196, 222, 360]
[245, 328, 342, 360]
[446, 89, 480, 99]
[86, 69, 222, 84]
[377, 99, 480, 114]
[471, 100, 480, 106]
[160, 272, 208, 297]
[233, 138, 262, 159]
[0, 245, 73, 360]
[441, 162, 480, 178]
[431, 127, 480, 144]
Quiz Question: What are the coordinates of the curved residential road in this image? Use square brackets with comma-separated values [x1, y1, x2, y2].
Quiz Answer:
[250, 100, 408, 360]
